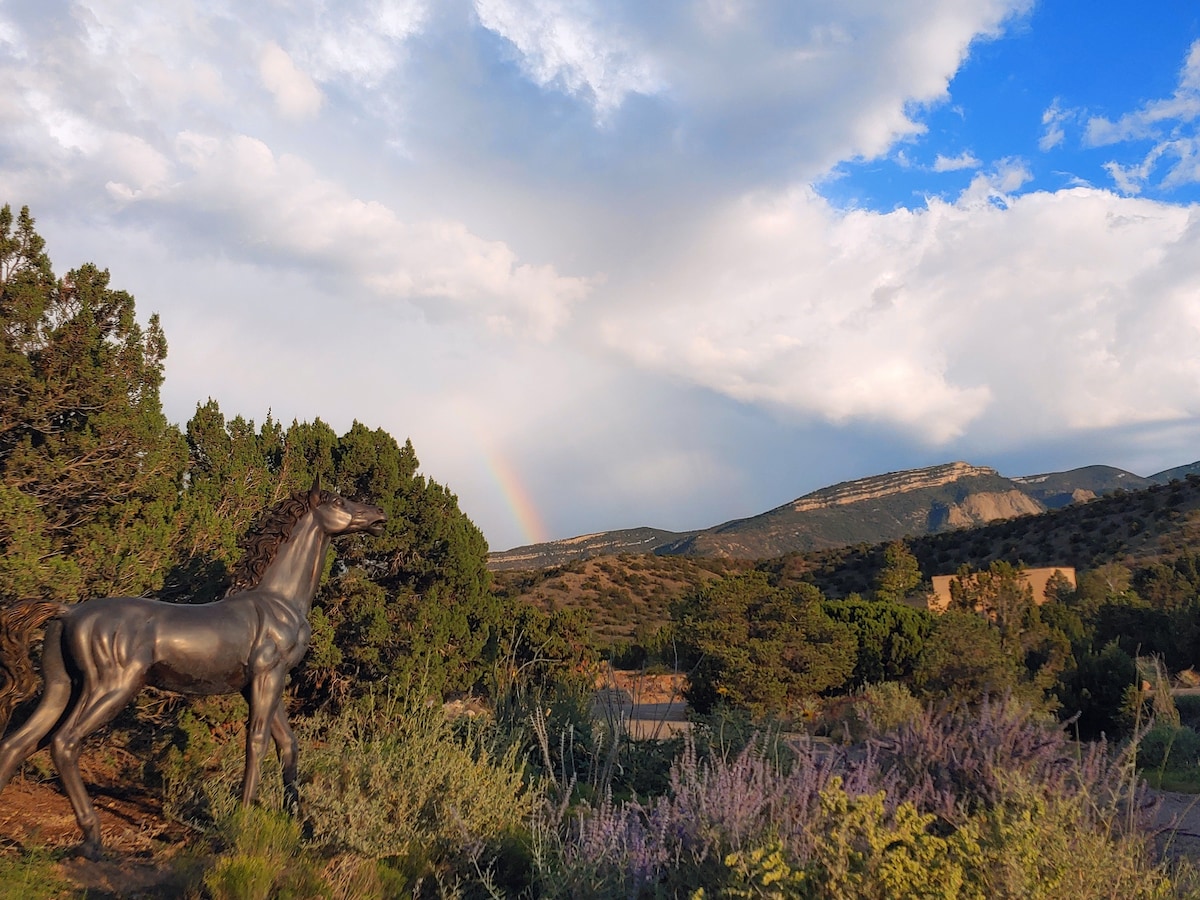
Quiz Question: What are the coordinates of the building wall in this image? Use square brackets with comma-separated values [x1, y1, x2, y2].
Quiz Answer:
[927, 566, 1077, 613]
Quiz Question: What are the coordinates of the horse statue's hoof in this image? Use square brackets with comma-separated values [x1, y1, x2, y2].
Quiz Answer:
[77, 840, 104, 861]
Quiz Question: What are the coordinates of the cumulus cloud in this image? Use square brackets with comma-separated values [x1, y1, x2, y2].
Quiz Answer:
[5, 0, 1199, 550]
[596, 182, 1200, 446]
[1086, 39, 1200, 193]
[164, 132, 591, 338]
[259, 42, 323, 119]
[469, 0, 1029, 177]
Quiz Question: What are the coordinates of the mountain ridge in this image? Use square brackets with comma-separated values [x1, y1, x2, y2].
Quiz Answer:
[488, 458, 1200, 571]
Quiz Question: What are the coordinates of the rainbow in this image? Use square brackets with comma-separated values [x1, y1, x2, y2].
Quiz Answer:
[486, 452, 549, 546]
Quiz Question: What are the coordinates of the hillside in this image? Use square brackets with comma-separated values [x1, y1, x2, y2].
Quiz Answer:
[662, 462, 1042, 557]
[493, 473, 1200, 647]
[491, 458, 1198, 570]
[487, 527, 687, 570]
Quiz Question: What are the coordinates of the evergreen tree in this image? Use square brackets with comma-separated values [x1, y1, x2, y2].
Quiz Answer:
[914, 611, 1019, 703]
[0, 203, 501, 704]
[166, 401, 287, 601]
[673, 573, 856, 716]
[0, 204, 185, 600]
[873, 540, 922, 604]
[169, 403, 499, 704]
[822, 599, 934, 686]
[306, 424, 497, 705]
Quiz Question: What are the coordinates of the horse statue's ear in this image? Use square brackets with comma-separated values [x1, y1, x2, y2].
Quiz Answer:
[309, 475, 321, 506]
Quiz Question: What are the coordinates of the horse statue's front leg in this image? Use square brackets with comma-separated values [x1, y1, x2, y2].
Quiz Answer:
[241, 664, 286, 806]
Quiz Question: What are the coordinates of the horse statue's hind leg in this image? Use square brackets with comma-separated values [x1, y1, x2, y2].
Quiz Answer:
[46, 626, 151, 858]
[0, 618, 73, 792]
[269, 703, 300, 814]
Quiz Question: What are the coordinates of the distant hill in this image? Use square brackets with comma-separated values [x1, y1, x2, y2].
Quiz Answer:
[492, 472, 1200, 646]
[491, 459, 1200, 570]
[1151, 461, 1200, 483]
[1012, 465, 1155, 508]
[486, 527, 687, 571]
[662, 462, 1042, 558]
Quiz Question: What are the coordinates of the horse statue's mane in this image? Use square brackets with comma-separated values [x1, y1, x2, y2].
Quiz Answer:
[225, 488, 330, 595]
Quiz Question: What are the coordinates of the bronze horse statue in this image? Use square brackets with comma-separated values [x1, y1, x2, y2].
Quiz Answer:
[0, 478, 385, 858]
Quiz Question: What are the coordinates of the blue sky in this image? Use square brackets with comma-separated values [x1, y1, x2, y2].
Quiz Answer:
[828, 2, 1200, 210]
[2, 0, 1199, 551]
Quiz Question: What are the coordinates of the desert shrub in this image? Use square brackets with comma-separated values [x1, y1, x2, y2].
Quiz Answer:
[496, 674, 604, 797]
[827, 681, 924, 742]
[540, 737, 843, 897]
[968, 777, 1181, 900]
[873, 694, 1134, 823]
[204, 807, 327, 900]
[158, 707, 276, 833]
[710, 784, 977, 900]
[536, 697, 1172, 898]
[1138, 723, 1200, 769]
[300, 691, 531, 889]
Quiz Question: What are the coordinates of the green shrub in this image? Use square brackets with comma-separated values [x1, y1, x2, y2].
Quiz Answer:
[1138, 723, 1200, 770]
[969, 778, 1179, 899]
[799, 779, 976, 899]
[204, 807, 327, 900]
[823, 682, 925, 742]
[1174, 694, 1200, 730]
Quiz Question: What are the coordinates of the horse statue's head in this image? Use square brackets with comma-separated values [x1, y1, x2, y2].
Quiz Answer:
[307, 476, 387, 538]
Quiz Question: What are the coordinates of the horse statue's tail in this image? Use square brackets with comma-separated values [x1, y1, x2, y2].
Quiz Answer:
[0, 600, 67, 735]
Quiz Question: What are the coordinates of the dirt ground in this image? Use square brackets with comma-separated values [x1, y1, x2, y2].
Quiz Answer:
[1151, 789, 1200, 864]
[593, 669, 691, 739]
[0, 755, 197, 898]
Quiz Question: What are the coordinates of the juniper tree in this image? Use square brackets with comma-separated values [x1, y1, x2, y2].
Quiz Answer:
[0, 204, 185, 600]
[673, 572, 856, 716]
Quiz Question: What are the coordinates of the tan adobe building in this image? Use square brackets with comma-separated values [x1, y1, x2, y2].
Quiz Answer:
[926, 566, 1076, 613]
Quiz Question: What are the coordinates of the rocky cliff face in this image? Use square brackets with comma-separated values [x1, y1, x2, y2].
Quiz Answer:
[788, 462, 1001, 512]
[932, 490, 1045, 530]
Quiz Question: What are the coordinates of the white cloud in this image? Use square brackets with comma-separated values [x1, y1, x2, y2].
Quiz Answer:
[102, 133, 172, 201]
[259, 41, 323, 120]
[7, 0, 1199, 551]
[163, 132, 591, 338]
[1039, 100, 1068, 151]
[290, 0, 428, 87]
[469, 0, 1029, 174]
[473, 0, 663, 117]
[1085, 39, 1200, 193]
[596, 183, 1199, 447]
[933, 151, 981, 172]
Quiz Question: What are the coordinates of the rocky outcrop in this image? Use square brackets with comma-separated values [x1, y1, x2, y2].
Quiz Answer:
[934, 490, 1044, 529]
[788, 462, 999, 513]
